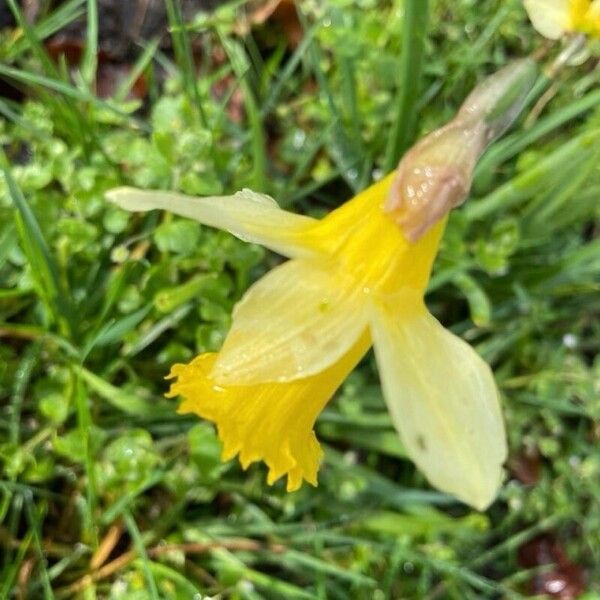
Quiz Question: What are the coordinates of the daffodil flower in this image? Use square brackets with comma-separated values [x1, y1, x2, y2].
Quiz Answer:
[107, 60, 536, 510]
[524, 0, 600, 39]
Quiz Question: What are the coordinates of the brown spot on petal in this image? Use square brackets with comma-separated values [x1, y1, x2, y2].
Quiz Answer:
[415, 434, 427, 451]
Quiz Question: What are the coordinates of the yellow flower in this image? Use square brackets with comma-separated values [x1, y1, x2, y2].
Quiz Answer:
[107, 60, 536, 510]
[524, 0, 600, 38]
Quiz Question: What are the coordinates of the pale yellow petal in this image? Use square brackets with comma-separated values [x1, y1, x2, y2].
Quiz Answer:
[370, 301, 507, 511]
[212, 259, 368, 385]
[524, 0, 571, 38]
[169, 332, 370, 491]
[105, 187, 320, 258]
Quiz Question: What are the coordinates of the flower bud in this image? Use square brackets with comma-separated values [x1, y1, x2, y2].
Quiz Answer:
[386, 59, 537, 241]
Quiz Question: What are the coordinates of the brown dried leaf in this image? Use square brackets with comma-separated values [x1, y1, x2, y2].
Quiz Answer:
[96, 63, 147, 100]
[45, 36, 146, 101]
[45, 35, 86, 64]
[237, 0, 302, 48]
[508, 446, 541, 485]
[518, 534, 586, 599]
[211, 74, 245, 124]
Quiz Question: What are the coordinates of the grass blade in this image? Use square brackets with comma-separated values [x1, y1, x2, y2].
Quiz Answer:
[3, 0, 85, 62]
[123, 511, 160, 600]
[115, 37, 160, 102]
[474, 87, 600, 190]
[81, 304, 153, 361]
[466, 128, 600, 221]
[0, 63, 149, 131]
[1, 152, 74, 338]
[71, 369, 98, 548]
[384, 0, 429, 170]
[74, 364, 172, 417]
[81, 0, 98, 87]
[219, 33, 266, 190]
[164, 0, 206, 126]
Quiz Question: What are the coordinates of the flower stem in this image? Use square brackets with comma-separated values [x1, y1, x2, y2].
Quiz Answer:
[384, 0, 429, 172]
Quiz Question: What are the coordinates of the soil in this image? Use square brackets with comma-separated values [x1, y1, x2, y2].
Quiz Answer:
[0, 0, 226, 61]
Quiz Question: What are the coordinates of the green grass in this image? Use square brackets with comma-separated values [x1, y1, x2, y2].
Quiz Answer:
[1, 0, 599, 598]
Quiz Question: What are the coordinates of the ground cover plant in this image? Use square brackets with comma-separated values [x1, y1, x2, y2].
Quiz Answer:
[0, 0, 599, 598]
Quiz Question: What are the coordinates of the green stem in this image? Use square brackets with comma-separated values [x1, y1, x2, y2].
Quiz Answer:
[384, 0, 429, 171]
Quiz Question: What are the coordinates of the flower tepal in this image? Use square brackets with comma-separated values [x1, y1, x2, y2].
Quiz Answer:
[524, 0, 600, 39]
[107, 60, 536, 510]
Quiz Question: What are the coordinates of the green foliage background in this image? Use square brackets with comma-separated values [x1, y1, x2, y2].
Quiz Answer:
[0, 0, 599, 597]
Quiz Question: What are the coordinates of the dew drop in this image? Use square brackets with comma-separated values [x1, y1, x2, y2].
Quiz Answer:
[546, 580, 567, 594]
[372, 168, 384, 181]
[293, 130, 306, 149]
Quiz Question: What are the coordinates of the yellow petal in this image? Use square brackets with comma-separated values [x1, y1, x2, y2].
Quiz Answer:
[571, 0, 600, 34]
[524, 0, 571, 38]
[369, 300, 507, 510]
[169, 333, 370, 491]
[212, 259, 368, 385]
[105, 187, 320, 259]
[308, 173, 447, 297]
